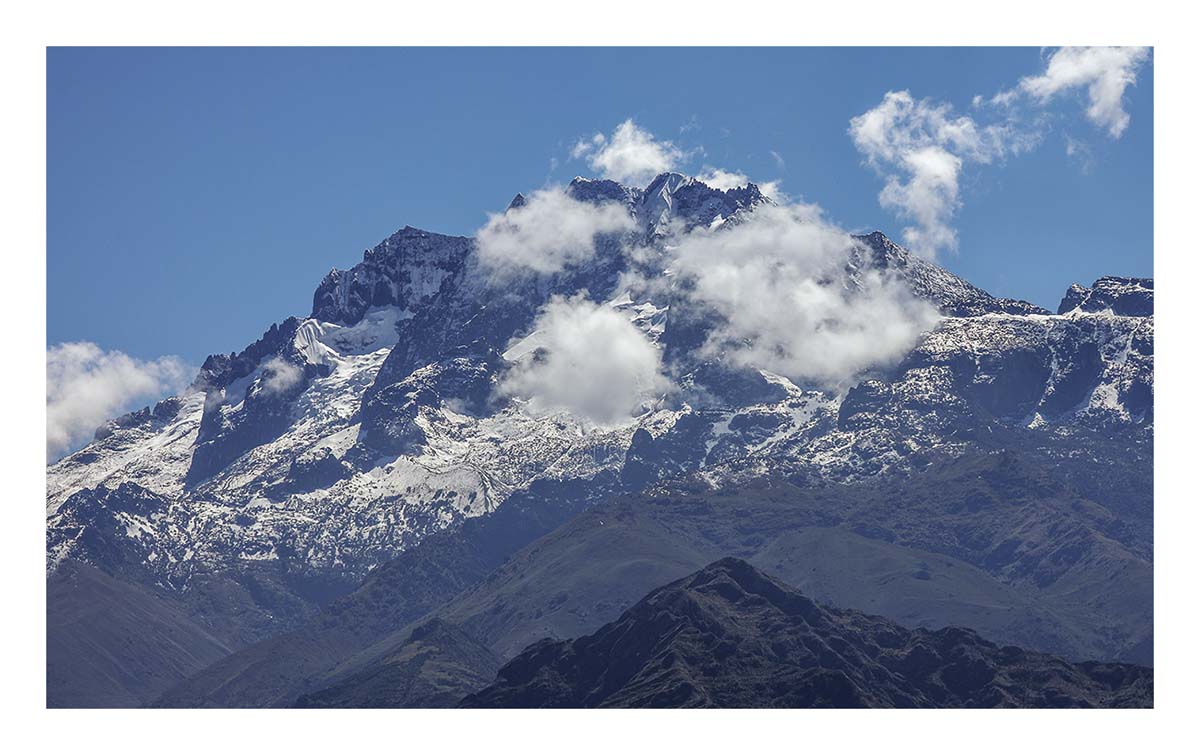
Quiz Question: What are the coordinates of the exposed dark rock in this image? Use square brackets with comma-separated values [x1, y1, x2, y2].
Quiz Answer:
[311, 226, 474, 326]
[194, 317, 304, 392]
[187, 354, 329, 486]
[678, 362, 790, 410]
[358, 355, 497, 456]
[94, 397, 183, 441]
[618, 412, 714, 487]
[1038, 328, 1104, 416]
[269, 448, 353, 495]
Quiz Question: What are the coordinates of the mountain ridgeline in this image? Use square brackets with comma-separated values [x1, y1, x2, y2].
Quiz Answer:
[46, 173, 1152, 708]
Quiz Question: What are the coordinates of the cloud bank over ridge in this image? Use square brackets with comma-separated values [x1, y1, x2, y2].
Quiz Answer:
[485, 123, 942, 423]
[47, 342, 193, 462]
[669, 203, 940, 387]
[571, 119, 686, 186]
[476, 186, 636, 277]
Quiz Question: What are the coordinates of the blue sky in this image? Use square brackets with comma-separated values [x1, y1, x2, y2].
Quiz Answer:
[48, 47, 1152, 365]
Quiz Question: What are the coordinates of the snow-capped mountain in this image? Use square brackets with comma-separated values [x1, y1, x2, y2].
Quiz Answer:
[46, 175, 771, 580]
[46, 173, 1153, 701]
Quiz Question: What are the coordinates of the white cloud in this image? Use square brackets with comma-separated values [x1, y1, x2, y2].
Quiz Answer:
[849, 90, 1036, 258]
[570, 133, 604, 160]
[475, 186, 636, 277]
[667, 203, 940, 388]
[696, 167, 784, 202]
[498, 294, 669, 424]
[877, 145, 963, 257]
[1010, 46, 1150, 138]
[260, 356, 303, 395]
[695, 167, 750, 191]
[769, 150, 786, 170]
[758, 181, 787, 203]
[571, 119, 685, 186]
[849, 90, 1001, 165]
[46, 342, 192, 462]
[852, 51, 1148, 260]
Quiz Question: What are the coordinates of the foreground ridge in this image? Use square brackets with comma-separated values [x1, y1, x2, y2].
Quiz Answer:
[462, 558, 1152, 708]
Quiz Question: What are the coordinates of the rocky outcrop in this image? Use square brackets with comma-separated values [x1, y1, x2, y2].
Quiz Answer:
[1058, 276, 1153, 316]
[311, 226, 474, 326]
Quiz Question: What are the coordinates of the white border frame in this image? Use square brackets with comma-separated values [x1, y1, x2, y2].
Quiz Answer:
[5, 2, 1196, 752]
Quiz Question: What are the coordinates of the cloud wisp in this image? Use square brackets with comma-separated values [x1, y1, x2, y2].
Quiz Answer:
[475, 186, 636, 278]
[260, 356, 303, 395]
[849, 90, 1035, 259]
[498, 294, 669, 425]
[46, 342, 193, 462]
[851, 47, 1149, 260]
[998, 46, 1151, 138]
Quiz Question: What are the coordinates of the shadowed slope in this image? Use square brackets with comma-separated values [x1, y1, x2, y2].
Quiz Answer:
[48, 562, 232, 707]
[294, 618, 501, 708]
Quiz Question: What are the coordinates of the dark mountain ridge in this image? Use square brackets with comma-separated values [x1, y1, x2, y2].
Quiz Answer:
[461, 558, 1152, 708]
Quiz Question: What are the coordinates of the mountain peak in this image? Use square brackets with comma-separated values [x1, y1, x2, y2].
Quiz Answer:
[685, 555, 783, 590]
[851, 231, 1048, 317]
[1058, 276, 1153, 316]
[566, 176, 638, 206]
[462, 558, 1153, 708]
[642, 171, 690, 194]
[311, 226, 472, 326]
